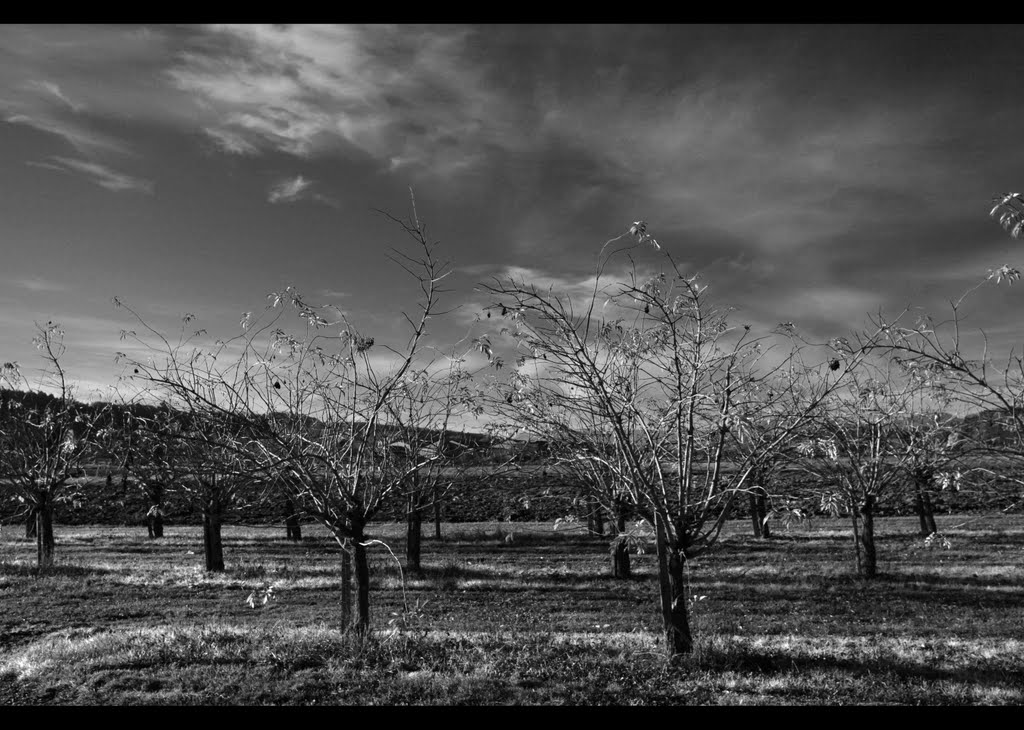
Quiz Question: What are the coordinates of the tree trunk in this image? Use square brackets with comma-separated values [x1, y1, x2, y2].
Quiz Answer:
[748, 469, 771, 539]
[147, 506, 164, 539]
[352, 524, 371, 634]
[25, 506, 37, 539]
[858, 495, 877, 578]
[147, 489, 164, 539]
[611, 509, 631, 579]
[916, 490, 938, 537]
[654, 513, 692, 656]
[284, 498, 302, 541]
[202, 503, 225, 572]
[406, 498, 423, 574]
[915, 491, 928, 536]
[756, 487, 771, 539]
[849, 496, 862, 575]
[433, 485, 442, 540]
[922, 492, 937, 536]
[340, 538, 353, 630]
[589, 494, 605, 537]
[35, 494, 55, 570]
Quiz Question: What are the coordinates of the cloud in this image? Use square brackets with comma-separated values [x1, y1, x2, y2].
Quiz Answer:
[10, 277, 66, 292]
[0, 26, 197, 160]
[267, 175, 313, 204]
[317, 289, 350, 299]
[537, 80, 961, 256]
[26, 156, 154, 194]
[24, 79, 85, 113]
[202, 127, 259, 155]
[167, 25, 520, 177]
[266, 174, 340, 207]
[4, 112, 129, 157]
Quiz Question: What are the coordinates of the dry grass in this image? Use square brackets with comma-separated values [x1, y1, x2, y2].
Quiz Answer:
[0, 515, 1021, 704]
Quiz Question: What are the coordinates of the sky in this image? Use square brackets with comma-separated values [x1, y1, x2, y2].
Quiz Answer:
[3, 24, 1024, 403]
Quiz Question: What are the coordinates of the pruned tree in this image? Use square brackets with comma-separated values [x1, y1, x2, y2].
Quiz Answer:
[384, 349, 485, 574]
[869, 281, 1024, 517]
[490, 378, 637, 578]
[0, 323, 108, 568]
[859, 187, 1024, 520]
[726, 367, 821, 540]
[172, 413, 257, 572]
[890, 370, 967, 537]
[795, 348, 941, 578]
[116, 199, 455, 632]
[102, 401, 174, 539]
[481, 223, 867, 657]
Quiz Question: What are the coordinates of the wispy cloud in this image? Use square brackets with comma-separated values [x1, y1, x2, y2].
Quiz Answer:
[4, 112, 129, 156]
[267, 175, 313, 204]
[537, 79, 958, 255]
[317, 288, 350, 299]
[10, 277, 66, 292]
[0, 26, 191, 160]
[203, 126, 258, 155]
[26, 156, 153, 194]
[24, 79, 85, 113]
[267, 174, 339, 207]
[168, 25, 520, 177]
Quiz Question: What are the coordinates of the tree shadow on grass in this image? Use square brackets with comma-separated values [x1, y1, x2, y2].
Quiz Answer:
[0, 561, 117, 579]
[418, 561, 505, 585]
[447, 527, 606, 548]
[687, 641, 1024, 692]
[700, 579, 1024, 615]
[875, 570, 1023, 589]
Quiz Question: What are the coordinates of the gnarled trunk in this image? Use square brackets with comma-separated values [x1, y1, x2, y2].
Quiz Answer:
[915, 490, 938, 537]
[147, 487, 164, 539]
[749, 487, 771, 539]
[284, 498, 302, 541]
[588, 494, 605, 537]
[147, 505, 164, 539]
[25, 506, 37, 539]
[340, 538, 353, 630]
[858, 495, 877, 578]
[352, 522, 371, 634]
[202, 502, 225, 572]
[610, 506, 631, 579]
[654, 513, 692, 656]
[406, 497, 423, 574]
[433, 485, 442, 540]
[35, 493, 55, 570]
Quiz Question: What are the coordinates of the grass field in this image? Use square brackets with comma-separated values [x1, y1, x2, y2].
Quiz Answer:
[1, 514, 1022, 705]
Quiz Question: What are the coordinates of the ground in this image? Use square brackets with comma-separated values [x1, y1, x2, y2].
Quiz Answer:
[0, 514, 1021, 705]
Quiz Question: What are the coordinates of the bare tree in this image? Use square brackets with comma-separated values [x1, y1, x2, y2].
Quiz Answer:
[491, 381, 637, 578]
[157, 410, 256, 571]
[795, 349, 941, 578]
[102, 402, 174, 539]
[864, 184, 1024, 519]
[482, 223, 864, 656]
[868, 286, 1024, 517]
[891, 377, 967, 537]
[384, 349, 484, 574]
[0, 323, 108, 569]
[116, 201, 455, 631]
